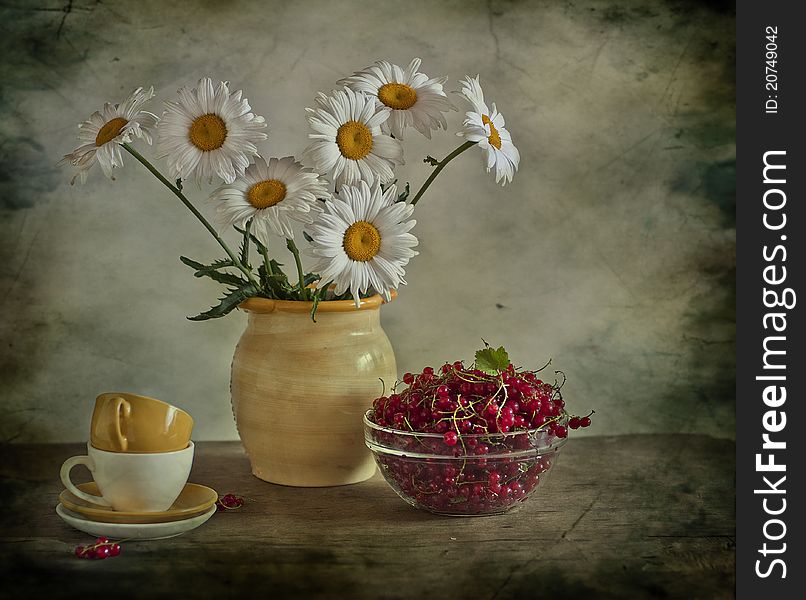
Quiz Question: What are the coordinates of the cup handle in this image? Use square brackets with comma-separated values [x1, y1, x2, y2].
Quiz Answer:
[111, 396, 132, 452]
[59, 455, 112, 507]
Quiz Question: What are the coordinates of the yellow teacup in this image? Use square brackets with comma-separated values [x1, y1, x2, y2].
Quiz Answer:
[90, 392, 193, 453]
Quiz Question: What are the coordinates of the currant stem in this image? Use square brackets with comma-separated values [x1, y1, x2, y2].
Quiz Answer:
[285, 238, 309, 301]
[410, 141, 475, 206]
[121, 143, 261, 288]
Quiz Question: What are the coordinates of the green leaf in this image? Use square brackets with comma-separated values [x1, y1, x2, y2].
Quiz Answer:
[179, 256, 244, 285]
[475, 345, 511, 375]
[239, 220, 252, 267]
[187, 283, 260, 321]
[303, 272, 321, 287]
[179, 256, 235, 274]
[261, 268, 292, 298]
[396, 182, 410, 203]
[200, 270, 248, 287]
[303, 230, 315, 244]
[310, 291, 321, 323]
[234, 225, 268, 256]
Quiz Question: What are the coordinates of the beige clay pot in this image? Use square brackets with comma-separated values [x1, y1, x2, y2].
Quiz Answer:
[230, 293, 397, 486]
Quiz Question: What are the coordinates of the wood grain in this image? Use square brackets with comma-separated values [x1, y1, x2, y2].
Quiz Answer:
[0, 436, 735, 599]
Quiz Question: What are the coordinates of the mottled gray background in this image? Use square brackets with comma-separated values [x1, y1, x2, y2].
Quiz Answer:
[0, 0, 735, 443]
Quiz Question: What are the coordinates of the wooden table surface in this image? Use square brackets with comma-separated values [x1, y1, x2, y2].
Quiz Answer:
[0, 436, 735, 599]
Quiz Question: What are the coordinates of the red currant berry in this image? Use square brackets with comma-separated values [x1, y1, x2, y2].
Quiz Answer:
[403, 372, 414, 385]
[580, 416, 592, 428]
[568, 417, 581, 429]
[443, 431, 458, 446]
[109, 543, 121, 557]
[95, 545, 111, 559]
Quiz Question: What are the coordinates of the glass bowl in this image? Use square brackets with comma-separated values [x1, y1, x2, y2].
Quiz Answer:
[363, 410, 568, 516]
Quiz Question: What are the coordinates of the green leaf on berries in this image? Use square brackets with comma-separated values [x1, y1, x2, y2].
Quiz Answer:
[475, 346, 510, 375]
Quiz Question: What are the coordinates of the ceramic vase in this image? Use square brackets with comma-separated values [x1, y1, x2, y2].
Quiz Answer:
[230, 294, 397, 486]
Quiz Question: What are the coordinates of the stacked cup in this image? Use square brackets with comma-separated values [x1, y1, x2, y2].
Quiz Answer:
[61, 393, 195, 513]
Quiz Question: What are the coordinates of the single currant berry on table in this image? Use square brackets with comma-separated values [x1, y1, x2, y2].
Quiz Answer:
[580, 416, 591, 428]
[568, 416, 581, 429]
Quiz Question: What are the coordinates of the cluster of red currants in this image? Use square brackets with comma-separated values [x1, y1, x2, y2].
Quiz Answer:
[216, 493, 245, 511]
[367, 361, 593, 515]
[371, 361, 592, 441]
[74, 537, 121, 560]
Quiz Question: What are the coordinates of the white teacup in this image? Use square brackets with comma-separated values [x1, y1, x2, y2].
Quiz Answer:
[60, 442, 194, 512]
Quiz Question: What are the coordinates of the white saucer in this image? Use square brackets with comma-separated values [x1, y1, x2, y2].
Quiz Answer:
[56, 503, 216, 540]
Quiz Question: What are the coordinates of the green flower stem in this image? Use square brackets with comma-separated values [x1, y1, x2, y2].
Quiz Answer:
[242, 218, 252, 265]
[261, 244, 274, 277]
[122, 143, 261, 288]
[285, 238, 309, 300]
[410, 140, 475, 206]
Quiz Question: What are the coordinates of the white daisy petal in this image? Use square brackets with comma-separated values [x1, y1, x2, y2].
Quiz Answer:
[157, 77, 268, 185]
[307, 181, 418, 305]
[212, 155, 329, 244]
[456, 76, 520, 186]
[303, 88, 402, 188]
[338, 58, 455, 140]
[60, 85, 159, 184]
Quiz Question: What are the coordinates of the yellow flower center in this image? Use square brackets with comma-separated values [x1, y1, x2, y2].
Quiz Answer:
[377, 83, 418, 110]
[336, 121, 373, 160]
[247, 179, 287, 209]
[482, 114, 502, 150]
[95, 117, 129, 146]
[189, 113, 228, 151]
[343, 220, 381, 262]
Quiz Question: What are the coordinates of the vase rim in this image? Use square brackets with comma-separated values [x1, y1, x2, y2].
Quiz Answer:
[238, 289, 397, 314]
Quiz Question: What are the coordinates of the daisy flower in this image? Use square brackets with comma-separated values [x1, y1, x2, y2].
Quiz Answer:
[211, 156, 329, 243]
[306, 180, 418, 306]
[338, 58, 453, 140]
[60, 86, 158, 184]
[456, 76, 520, 186]
[157, 77, 267, 185]
[303, 87, 403, 188]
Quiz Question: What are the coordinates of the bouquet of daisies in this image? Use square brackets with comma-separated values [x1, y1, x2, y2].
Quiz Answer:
[61, 59, 520, 321]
